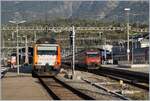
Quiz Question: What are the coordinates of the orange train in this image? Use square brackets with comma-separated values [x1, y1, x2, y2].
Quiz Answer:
[32, 37, 61, 75]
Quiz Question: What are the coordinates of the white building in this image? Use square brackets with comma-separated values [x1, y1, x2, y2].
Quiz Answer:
[101, 44, 113, 52]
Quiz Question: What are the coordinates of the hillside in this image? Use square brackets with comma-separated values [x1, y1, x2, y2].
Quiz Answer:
[1, 1, 149, 25]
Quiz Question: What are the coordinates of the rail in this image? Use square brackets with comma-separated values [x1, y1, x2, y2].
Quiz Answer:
[81, 78, 130, 100]
[35, 72, 95, 100]
[63, 63, 149, 90]
[88, 67, 149, 91]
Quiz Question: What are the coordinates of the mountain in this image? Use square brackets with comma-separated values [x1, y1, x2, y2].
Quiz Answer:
[1, 1, 149, 25]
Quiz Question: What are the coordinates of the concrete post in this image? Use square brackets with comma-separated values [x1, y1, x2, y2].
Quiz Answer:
[25, 35, 28, 64]
[125, 8, 130, 64]
[72, 26, 75, 79]
[16, 24, 20, 75]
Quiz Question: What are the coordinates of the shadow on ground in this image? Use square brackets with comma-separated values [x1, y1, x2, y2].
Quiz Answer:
[8, 65, 32, 74]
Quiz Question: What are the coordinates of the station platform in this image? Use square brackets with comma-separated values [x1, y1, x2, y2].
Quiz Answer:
[101, 64, 149, 74]
[1, 66, 52, 100]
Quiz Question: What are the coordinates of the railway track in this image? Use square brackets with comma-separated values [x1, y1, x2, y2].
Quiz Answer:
[88, 68, 149, 91]
[32, 66, 149, 100]
[80, 75, 148, 100]
[34, 73, 95, 100]
[81, 77, 130, 100]
[99, 67, 149, 83]
[63, 63, 149, 91]
[62, 69, 148, 99]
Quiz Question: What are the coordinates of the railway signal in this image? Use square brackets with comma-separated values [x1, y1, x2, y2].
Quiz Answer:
[70, 31, 73, 46]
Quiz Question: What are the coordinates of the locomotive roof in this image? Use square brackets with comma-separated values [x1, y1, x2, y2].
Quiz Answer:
[36, 37, 57, 44]
[85, 49, 99, 52]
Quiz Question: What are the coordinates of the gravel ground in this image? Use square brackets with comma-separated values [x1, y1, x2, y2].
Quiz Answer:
[58, 69, 149, 100]
[58, 70, 122, 100]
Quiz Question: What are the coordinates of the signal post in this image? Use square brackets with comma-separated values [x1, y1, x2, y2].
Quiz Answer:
[70, 26, 76, 79]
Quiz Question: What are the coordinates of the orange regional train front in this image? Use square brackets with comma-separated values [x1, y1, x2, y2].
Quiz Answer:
[32, 37, 61, 76]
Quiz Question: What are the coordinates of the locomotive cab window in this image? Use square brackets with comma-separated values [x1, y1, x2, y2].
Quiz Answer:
[37, 46, 58, 55]
[37, 50, 57, 55]
[87, 54, 99, 57]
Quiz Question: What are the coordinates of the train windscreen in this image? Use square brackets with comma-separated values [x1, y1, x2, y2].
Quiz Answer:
[37, 50, 57, 55]
[37, 46, 57, 55]
[87, 54, 99, 57]
[86, 52, 99, 57]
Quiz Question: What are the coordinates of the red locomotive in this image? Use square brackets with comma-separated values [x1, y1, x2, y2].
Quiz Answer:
[63, 49, 101, 69]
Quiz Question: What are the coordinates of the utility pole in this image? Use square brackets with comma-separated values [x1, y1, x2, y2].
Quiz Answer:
[124, 8, 130, 64]
[111, 47, 114, 64]
[16, 24, 19, 74]
[34, 31, 36, 43]
[72, 26, 75, 79]
[104, 37, 107, 64]
[25, 35, 28, 64]
[101, 32, 107, 65]
[132, 35, 134, 64]
[18, 36, 23, 64]
[12, 31, 15, 39]
[9, 20, 26, 75]
[1, 34, 5, 59]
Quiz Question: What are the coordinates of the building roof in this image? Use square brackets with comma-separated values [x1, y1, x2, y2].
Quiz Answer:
[130, 32, 149, 40]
